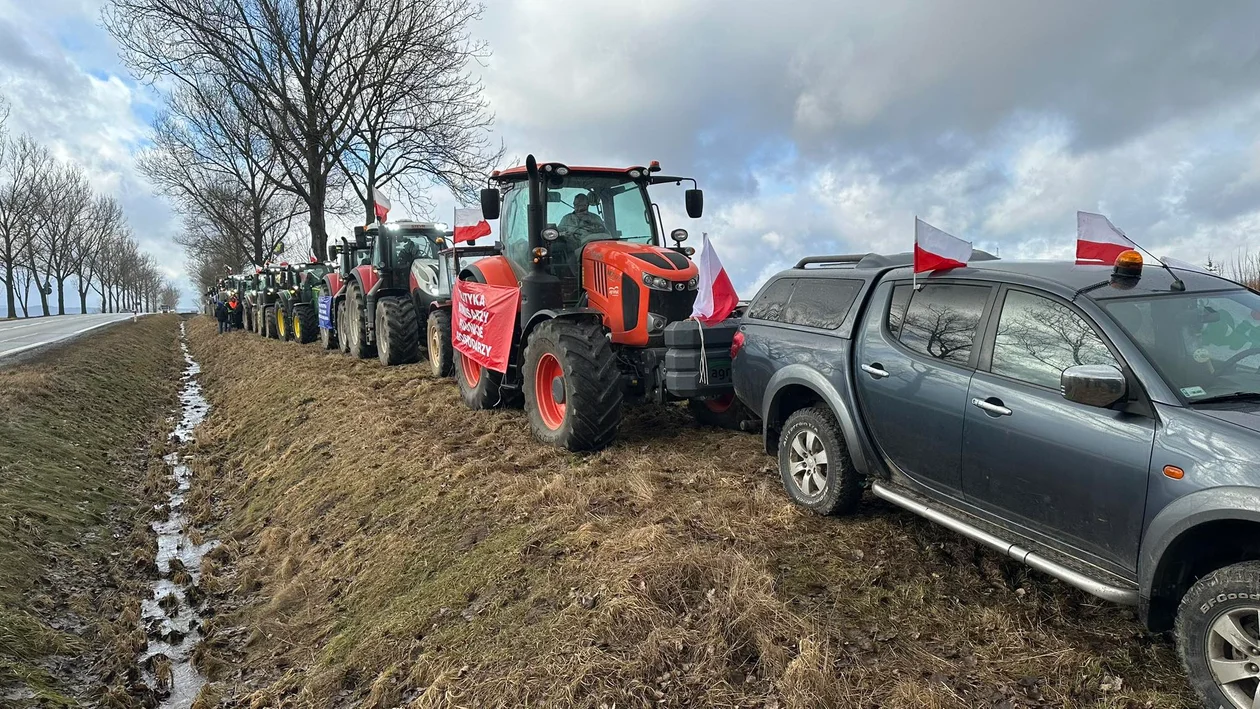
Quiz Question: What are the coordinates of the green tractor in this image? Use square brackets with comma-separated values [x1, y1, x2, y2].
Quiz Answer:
[245, 265, 284, 338]
[273, 261, 334, 344]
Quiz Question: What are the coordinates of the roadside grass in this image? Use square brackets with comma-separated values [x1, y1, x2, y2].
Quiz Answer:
[0, 316, 181, 703]
[187, 317, 1195, 708]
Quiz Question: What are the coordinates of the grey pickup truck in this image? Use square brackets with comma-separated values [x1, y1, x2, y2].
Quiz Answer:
[732, 249, 1260, 709]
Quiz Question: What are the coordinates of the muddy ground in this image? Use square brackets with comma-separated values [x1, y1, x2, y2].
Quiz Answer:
[181, 317, 1195, 708]
[0, 315, 182, 705]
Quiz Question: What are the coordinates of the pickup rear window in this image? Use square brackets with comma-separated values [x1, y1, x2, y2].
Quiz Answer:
[747, 277, 862, 330]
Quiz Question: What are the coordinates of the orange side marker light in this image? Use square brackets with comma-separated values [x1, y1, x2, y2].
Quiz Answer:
[1163, 465, 1185, 480]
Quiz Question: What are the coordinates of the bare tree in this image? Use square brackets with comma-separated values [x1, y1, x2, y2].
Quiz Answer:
[159, 283, 181, 310]
[105, 0, 498, 257]
[34, 161, 94, 314]
[73, 196, 125, 314]
[0, 136, 53, 318]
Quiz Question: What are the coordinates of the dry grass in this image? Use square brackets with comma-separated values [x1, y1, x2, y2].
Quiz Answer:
[187, 317, 1194, 708]
[0, 315, 182, 703]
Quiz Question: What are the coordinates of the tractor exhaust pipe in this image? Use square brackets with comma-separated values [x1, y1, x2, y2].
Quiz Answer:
[519, 154, 563, 327]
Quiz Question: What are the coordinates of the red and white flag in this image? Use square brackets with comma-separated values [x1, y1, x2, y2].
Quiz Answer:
[453, 207, 492, 244]
[914, 218, 971, 273]
[690, 233, 739, 325]
[372, 188, 391, 222]
[1076, 211, 1137, 265]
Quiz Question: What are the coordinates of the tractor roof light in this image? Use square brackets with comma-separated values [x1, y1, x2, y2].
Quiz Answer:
[671, 228, 688, 243]
[628, 169, 642, 179]
[541, 227, 560, 242]
[649, 160, 661, 172]
[555, 166, 569, 176]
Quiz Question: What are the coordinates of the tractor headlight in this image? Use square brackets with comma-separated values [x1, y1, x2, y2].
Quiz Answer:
[541, 227, 559, 242]
[554, 166, 569, 176]
[671, 228, 688, 242]
[687, 276, 699, 290]
[266, 288, 275, 294]
[641, 273, 671, 291]
[628, 169, 642, 178]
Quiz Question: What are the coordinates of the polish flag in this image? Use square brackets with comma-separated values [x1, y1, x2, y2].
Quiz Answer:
[914, 218, 972, 273]
[1076, 211, 1138, 265]
[454, 207, 492, 243]
[690, 233, 739, 325]
[372, 188, 391, 222]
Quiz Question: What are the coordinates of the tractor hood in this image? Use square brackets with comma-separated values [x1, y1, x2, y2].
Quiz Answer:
[583, 240, 698, 280]
[409, 258, 441, 300]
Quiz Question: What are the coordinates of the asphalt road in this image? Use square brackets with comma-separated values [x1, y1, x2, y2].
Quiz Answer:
[0, 313, 140, 359]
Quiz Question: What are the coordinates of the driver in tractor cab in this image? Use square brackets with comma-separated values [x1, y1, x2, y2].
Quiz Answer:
[558, 193, 606, 242]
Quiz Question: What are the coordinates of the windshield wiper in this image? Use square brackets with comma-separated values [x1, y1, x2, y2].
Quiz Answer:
[1190, 392, 1260, 405]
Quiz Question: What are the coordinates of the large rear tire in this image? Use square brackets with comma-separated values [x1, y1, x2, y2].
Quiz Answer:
[376, 296, 420, 366]
[344, 284, 375, 359]
[294, 303, 318, 344]
[263, 305, 279, 339]
[522, 318, 622, 452]
[427, 309, 453, 378]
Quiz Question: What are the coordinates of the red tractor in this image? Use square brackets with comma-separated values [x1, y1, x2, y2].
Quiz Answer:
[454, 156, 744, 451]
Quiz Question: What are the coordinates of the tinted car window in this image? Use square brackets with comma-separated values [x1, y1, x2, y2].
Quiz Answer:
[780, 278, 862, 329]
[888, 284, 912, 337]
[898, 283, 991, 364]
[747, 278, 796, 322]
[991, 291, 1118, 389]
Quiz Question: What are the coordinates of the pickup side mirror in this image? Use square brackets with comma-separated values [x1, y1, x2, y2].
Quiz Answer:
[1061, 364, 1126, 407]
[685, 188, 704, 219]
[480, 188, 501, 221]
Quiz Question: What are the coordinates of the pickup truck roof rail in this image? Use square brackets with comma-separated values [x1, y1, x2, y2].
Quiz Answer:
[794, 250, 1000, 270]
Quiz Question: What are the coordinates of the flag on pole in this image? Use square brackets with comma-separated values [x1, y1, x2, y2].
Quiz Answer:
[372, 188, 391, 222]
[1076, 211, 1138, 265]
[453, 207, 492, 243]
[913, 218, 972, 273]
[690, 233, 739, 325]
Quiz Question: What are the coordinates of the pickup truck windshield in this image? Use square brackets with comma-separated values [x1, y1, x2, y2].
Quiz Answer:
[1103, 289, 1260, 402]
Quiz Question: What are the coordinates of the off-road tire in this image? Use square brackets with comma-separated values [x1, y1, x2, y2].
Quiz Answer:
[689, 395, 756, 431]
[263, 305, 279, 339]
[428, 309, 454, 378]
[522, 318, 622, 452]
[336, 300, 350, 354]
[294, 303, 318, 344]
[1176, 561, 1260, 709]
[244, 307, 254, 334]
[276, 305, 292, 341]
[455, 351, 516, 409]
[376, 296, 421, 366]
[778, 405, 862, 515]
[345, 283, 376, 359]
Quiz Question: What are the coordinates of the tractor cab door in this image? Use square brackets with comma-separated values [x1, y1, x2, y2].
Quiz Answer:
[499, 184, 532, 278]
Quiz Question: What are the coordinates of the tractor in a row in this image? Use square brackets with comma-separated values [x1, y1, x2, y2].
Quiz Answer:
[272, 261, 332, 344]
[452, 156, 744, 451]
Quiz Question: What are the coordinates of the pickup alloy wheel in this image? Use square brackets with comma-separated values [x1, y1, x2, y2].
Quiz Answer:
[778, 405, 862, 515]
[1177, 561, 1260, 709]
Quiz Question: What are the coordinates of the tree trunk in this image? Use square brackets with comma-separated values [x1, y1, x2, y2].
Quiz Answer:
[55, 276, 66, 315]
[78, 287, 88, 315]
[3, 263, 15, 320]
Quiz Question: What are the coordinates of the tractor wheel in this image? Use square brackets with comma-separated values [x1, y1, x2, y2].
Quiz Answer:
[336, 300, 350, 354]
[263, 305, 279, 339]
[688, 394, 756, 431]
[345, 284, 376, 359]
[276, 306, 291, 341]
[244, 307, 253, 333]
[294, 303, 318, 344]
[455, 350, 514, 409]
[427, 309, 453, 378]
[523, 319, 622, 451]
[376, 296, 420, 366]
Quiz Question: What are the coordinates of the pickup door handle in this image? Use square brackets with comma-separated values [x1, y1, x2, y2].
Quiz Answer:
[860, 363, 890, 379]
[971, 397, 1012, 416]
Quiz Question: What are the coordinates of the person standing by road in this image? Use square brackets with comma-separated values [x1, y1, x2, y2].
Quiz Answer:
[214, 296, 230, 334]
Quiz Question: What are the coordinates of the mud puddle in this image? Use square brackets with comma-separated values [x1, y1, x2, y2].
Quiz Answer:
[137, 322, 216, 706]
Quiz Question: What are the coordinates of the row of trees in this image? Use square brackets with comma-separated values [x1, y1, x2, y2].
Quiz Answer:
[0, 98, 178, 318]
[105, 0, 502, 295]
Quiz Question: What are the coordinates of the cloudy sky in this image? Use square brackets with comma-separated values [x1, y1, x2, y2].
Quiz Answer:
[2, 0, 1259, 310]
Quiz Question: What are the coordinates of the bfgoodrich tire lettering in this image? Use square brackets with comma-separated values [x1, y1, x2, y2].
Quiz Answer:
[1176, 561, 1260, 709]
[777, 405, 862, 515]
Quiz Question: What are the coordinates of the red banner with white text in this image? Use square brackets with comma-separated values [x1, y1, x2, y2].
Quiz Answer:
[453, 280, 519, 373]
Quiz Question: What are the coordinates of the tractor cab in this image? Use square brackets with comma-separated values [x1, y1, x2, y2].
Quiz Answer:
[477, 158, 704, 346]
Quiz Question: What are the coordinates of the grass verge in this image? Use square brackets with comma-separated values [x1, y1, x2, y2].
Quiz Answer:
[187, 317, 1194, 708]
[0, 315, 181, 704]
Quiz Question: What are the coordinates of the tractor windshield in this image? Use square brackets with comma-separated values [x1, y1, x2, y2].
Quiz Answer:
[546, 176, 654, 245]
[394, 232, 439, 263]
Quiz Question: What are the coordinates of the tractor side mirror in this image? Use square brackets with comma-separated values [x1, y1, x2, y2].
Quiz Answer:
[480, 188, 501, 220]
[354, 225, 367, 249]
[328, 244, 340, 260]
[685, 189, 704, 218]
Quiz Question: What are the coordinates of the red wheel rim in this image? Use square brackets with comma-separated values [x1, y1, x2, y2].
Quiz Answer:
[534, 352, 566, 430]
[705, 393, 735, 413]
[460, 353, 482, 386]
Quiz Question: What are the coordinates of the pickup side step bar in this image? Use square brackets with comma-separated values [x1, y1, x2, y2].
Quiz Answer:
[870, 482, 1138, 606]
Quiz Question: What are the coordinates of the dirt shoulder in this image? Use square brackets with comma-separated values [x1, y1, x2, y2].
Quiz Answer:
[0, 315, 183, 705]
[186, 317, 1193, 708]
